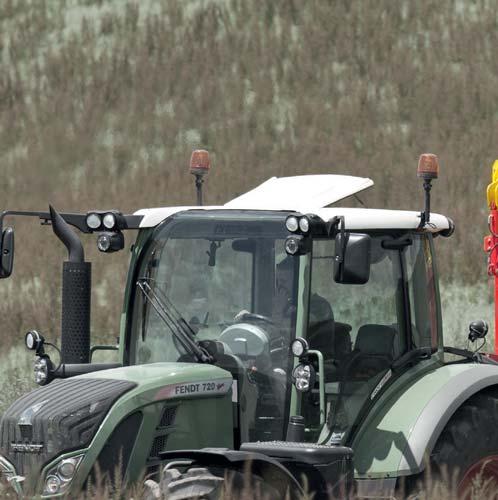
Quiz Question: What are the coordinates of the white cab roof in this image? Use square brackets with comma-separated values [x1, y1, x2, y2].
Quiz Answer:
[224, 175, 373, 211]
[134, 174, 450, 233]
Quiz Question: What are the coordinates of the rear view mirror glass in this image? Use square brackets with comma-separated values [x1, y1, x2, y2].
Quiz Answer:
[0, 227, 15, 278]
[334, 232, 371, 284]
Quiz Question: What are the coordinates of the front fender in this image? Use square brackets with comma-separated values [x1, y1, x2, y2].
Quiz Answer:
[352, 363, 498, 478]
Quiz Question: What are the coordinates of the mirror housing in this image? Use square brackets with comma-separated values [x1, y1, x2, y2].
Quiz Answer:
[0, 227, 14, 278]
[334, 232, 371, 284]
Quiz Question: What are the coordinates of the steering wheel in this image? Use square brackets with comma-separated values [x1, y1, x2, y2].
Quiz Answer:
[234, 313, 288, 362]
[234, 311, 274, 326]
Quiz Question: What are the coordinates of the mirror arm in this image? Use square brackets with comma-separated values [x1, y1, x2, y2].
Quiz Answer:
[0, 210, 144, 235]
[330, 216, 348, 281]
[0, 210, 50, 236]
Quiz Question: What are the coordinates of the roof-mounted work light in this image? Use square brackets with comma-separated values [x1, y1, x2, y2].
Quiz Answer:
[285, 216, 299, 232]
[85, 211, 125, 232]
[190, 149, 210, 206]
[97, 232, 124, 253]
[102, 213, 117, 230]
[417, 153, 439, 228]
[86, 213, 101, 230]
[285, 214, 327, 236]
[285, 235, 312, 256]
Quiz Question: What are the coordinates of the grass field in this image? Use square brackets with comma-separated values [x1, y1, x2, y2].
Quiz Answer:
[0, 0, 496, 372]
[1, 0, 497, 497]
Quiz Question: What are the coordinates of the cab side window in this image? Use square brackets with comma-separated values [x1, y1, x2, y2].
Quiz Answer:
[308, 237, 404, 367]
[405, 234, 439, 349]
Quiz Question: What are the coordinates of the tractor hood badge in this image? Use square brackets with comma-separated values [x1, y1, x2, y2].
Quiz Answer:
[16, 400, 48, 442]
[9, 443, 44, 454]
[17, 400, 47, 427]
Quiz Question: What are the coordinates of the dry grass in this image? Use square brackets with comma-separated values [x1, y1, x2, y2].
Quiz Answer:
[2, 465, 496, 499]
[0, 1, 497, 496]
[0, 0, 497, 349]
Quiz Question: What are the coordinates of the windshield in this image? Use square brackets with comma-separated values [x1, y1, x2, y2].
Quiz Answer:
[128, 211, 303, 441]
[127, 216, 438, 446]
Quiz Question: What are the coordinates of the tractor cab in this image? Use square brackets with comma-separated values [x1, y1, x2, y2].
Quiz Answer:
[122, 202, 451, 450]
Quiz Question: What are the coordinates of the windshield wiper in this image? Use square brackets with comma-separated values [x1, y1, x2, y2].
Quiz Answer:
[137, 278, 212, 363]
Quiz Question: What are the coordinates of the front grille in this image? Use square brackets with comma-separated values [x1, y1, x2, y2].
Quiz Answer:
[159, 407, 177, 428]
[146, 405, 177, 478]
[0, 378, 136, 477]
[150, 435, 168, 459]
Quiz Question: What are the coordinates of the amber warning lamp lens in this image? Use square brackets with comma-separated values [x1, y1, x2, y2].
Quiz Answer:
[190, 149, 210, 177]
[417, 153, 439, 180]
[190, 149, 210, 206]
[417, 152, 440, 228]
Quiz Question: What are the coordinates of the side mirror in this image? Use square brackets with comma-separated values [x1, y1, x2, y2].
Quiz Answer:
[0, 227, 14, 278]
[334, 232, 371, 284]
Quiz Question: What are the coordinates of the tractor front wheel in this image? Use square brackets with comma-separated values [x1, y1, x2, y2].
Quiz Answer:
[144, 465, 281, 500]
[430, 391, 498, 498]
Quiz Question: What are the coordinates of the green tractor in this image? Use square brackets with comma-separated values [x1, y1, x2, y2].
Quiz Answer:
[1, 151, 497, 499]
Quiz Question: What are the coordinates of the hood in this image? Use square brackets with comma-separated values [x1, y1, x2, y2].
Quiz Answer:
[76, 362, 233, 402]
[0, 378, 136, 478]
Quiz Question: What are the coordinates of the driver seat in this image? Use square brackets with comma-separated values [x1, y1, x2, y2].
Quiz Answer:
[350, 324, 396, 378]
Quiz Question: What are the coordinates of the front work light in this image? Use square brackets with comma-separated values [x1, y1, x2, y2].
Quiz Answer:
[25, 330, 45, 352]
[285, 216, 299, 232]
[291, 337, 309, 357]
[85, 213, 102, 230]
[285, 235, 311, 256]
[102, 213, 116, 230]
[292, 363, 316, 392]
[286, 214, 325, 236]
[86, 211, 125, 232]
[34, 356, 52, 386]
[97, 231, 124, 253]
[298, 217, 310, 233]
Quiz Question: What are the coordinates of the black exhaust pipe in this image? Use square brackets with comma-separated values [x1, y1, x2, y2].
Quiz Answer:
[50, 205, 91, 364]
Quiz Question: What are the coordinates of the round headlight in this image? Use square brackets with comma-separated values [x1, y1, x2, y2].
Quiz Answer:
[97, 233, 111, 252]
[299, 217, 310, 233]
[58, 458, 77, 480]
[86, 213, 101, 230]
[291, 338, 308, 357]
[285, 216, 299, 232]
[102, 213, 116, 230]
[25, 330, 39, 350]
[45, 475, 61, 495]
[34, 357, 49, 385]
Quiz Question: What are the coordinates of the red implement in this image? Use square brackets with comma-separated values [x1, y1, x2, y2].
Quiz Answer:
[485, 161, 498, 353]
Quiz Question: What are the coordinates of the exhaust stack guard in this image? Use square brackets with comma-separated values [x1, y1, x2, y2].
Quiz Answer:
[50, 206, 91, 364]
